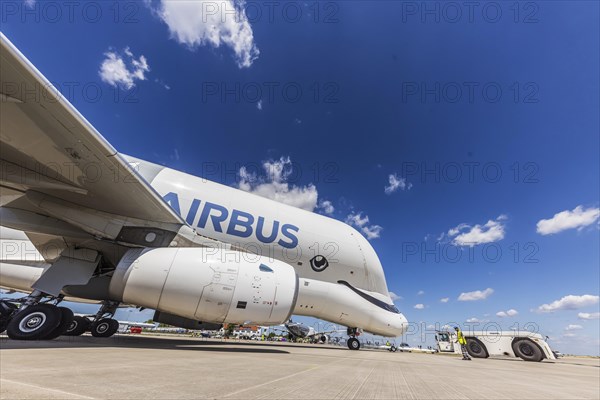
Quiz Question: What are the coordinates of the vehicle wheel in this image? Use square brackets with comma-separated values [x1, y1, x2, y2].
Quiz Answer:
[513, 339, 544, 362]
[466, 338, 489, 358]
[6, 304, 62, 340]
[90, 318, 119, 338]
[42, 307, 74, 340]
[347, 337, 360, 350]
[390, 345, 397, 352]
[64, 316, 90, 336]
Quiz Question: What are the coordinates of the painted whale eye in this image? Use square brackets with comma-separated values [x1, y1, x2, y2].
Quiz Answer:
[310, 255, 329, 272]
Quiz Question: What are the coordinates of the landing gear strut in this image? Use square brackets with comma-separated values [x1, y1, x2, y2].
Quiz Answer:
[90, 301, 120, 338]
[347, 327, 361, 350]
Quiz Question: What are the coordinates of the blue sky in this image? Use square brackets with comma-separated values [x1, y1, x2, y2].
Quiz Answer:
[2, 1, 599, 354]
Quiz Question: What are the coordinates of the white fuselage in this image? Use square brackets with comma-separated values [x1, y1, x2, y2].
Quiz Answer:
[0, 156, 408, 337]
[131, 156, 408, 336]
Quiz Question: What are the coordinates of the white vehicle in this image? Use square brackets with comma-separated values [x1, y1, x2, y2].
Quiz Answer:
[435, 330, 556, 362]
[396, 342, 436, 354]
[0, 34, 407, 350]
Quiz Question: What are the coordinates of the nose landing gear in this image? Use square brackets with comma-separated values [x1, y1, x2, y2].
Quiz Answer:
[347, 327, 361, 350]
[347, 337, 361, 350]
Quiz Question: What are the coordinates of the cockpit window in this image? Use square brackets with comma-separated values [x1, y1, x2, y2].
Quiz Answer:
[337, 280, 400, 314]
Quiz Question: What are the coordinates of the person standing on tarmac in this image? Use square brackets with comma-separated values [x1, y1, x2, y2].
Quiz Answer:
[454, 327, 471, 360]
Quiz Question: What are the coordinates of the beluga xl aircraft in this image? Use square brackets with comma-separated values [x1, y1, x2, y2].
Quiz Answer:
[0, 33, 408, 350]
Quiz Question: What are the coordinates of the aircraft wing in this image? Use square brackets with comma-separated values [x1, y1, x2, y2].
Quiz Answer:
[0, 33, 196, 262]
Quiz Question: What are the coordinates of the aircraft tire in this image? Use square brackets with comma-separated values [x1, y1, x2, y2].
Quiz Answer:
[466, 338, 489, 358]
[42, 307, 74, 340]
[91, 318, 119, 338]
[0, 300, 17, 334]
[6, 304, 62, 340]
[347, 337, 360, 350]
[64, 316, 90, 336]
[513, 339, 544, 362]
[390, 345, 397, 352]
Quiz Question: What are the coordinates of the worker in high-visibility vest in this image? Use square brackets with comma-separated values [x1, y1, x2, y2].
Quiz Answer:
[454, 327, 471, 360]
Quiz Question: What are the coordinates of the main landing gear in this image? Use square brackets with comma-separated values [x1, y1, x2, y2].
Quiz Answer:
[64, 301, 120, 338]
[347, 327, 361, 350]
[4, 290, 75, 340]
[89, 301, 120, 338]
[1, 291, 120, 340]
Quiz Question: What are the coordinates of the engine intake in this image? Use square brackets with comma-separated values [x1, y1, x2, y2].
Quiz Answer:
[109, 248, 298, 325]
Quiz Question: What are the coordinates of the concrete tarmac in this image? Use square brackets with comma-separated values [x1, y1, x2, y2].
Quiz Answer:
[1, 334, 598, 399]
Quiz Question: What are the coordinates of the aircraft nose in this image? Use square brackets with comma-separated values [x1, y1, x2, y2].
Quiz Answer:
[395, 312, 409, 335]
[381, 311, 408, 337]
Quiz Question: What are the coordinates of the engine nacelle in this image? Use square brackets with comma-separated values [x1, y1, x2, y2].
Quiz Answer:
[153, 311, 222, 331]
[108, 248, 298, 325]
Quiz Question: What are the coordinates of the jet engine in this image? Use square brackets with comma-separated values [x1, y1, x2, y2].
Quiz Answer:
[108, 248, 298, 325]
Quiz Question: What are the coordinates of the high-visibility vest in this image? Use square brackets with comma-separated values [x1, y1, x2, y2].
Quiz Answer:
[457, 330, 467, 345]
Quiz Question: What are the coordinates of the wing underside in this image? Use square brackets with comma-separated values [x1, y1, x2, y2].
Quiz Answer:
[0, 33, 202, 265]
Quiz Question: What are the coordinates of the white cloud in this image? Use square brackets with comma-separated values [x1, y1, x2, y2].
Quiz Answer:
[389, 292, 402, 301]
[445, 215, 507, 247]
[440, 297, 449, 303]
[535, 295, 599, 313]
[317, 200, 334, 215]
[578, 312, 600, 320]
[345, 212, 382, 240]
[565, 324, 583, 331]
[361, 225, 383, 240]
[153, 0, 259, 68]
[414, 304, 425, 310]
[236, 157, 318, 211]
[562, 332, 577, 338]
[466, 317, 485, 323]
[154, 78, 171, 90]
[99, 48, 150, 89]
[496, 309, 518, 318]
[24, 0, 35, 7]
[536, 206, 600, 235]
[417, 290, 425, 296]
[458, 288, 494, 302]
[257, 100, 263, 110]
[384, 173, 412, 194]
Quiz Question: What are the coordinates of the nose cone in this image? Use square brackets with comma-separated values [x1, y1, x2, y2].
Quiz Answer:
[392, 312, 409, 336]
[374, 311, 409, 337]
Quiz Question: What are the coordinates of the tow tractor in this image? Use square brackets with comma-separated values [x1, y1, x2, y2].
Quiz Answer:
[435, 329, 556, 362]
